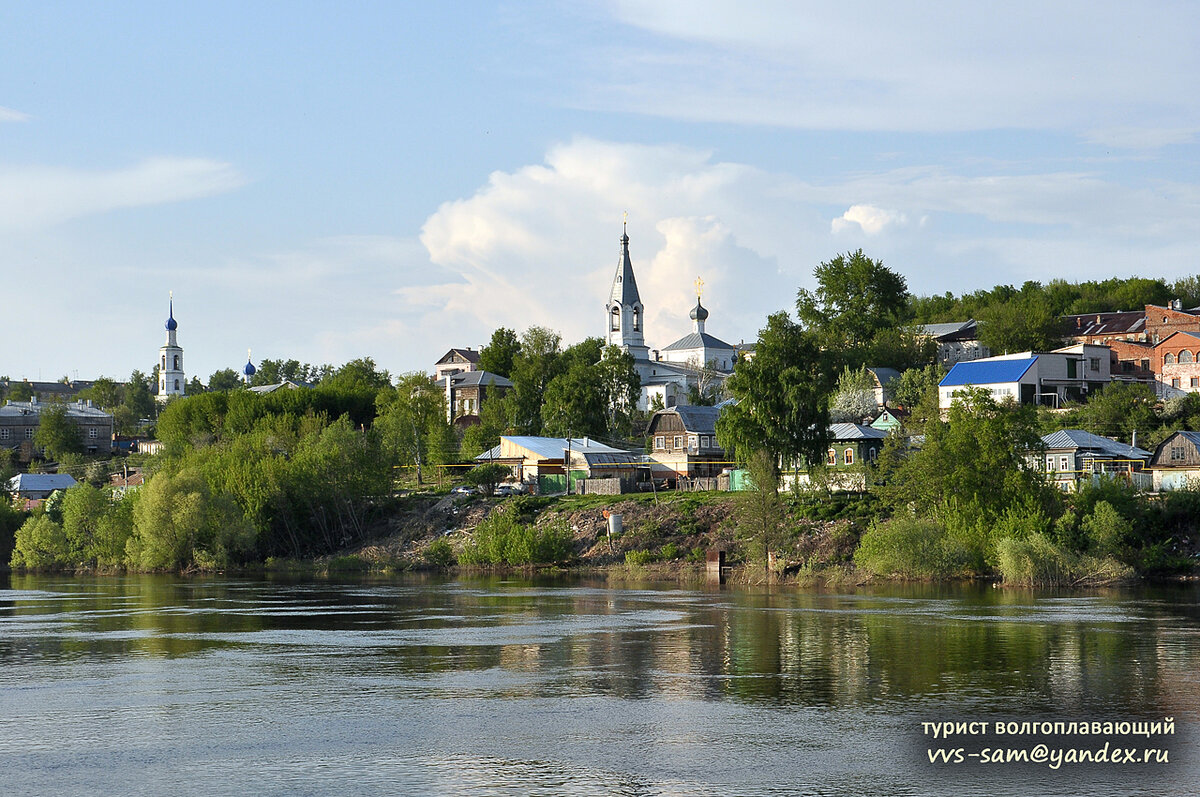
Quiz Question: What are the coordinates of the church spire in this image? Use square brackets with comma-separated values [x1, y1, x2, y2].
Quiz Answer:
[605, 217, 649, 364]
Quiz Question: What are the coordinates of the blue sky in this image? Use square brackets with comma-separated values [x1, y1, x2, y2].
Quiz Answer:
[5, 1, 1200, 384]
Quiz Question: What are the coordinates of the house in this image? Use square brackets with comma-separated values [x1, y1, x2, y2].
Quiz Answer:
[782, 423, 889, 492]
[865, 367, 901, 408]
[646, 405, 726, 481]
[1062, 310, 1147, 345]
[1145, 301, 1200, 344]
[7, 472, 78, 500]
[870, 407, 908, 432]
[0, 398, 115, 458]
[1154, 331, 1200, 397]
[938, 344, 1112, 410]
[1149, 431, 1200, 491]
[110, 468, 146, 498]
[1038, 430, 1151, 492]
[919, 320, 990, 366]
[0, 379, 99, 403]
[436, 370, 512, 423]
[433, 348, 480, 381]
[476, 436, 636, 494]
[1105, 339, 1156, 385]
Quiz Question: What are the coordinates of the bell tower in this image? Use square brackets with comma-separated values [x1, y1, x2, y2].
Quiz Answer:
[605, 218, 650, 365]
[157, 293, 185, 401]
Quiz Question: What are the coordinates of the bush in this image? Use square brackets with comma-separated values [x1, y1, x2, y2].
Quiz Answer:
[625, 549, 656, 566]
[994, 532, 1133, 587]
[660, 542, 679, 560]
[854, 514, 973, 580]
[10, 515, 70, 570]
[423, 537, 455, 568]
[458, 506, 573, 565]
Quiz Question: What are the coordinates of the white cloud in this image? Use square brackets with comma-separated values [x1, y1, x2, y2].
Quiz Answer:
[581, 1, 1200, 139]
[0, 106, 29, 122]
[0, 157, 246, 230]
[832, 204, 908, 235]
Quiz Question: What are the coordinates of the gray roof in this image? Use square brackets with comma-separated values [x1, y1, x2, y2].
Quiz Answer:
[608, 230, 641, 308]
[0, 400, 112, 420]
[866, 367, 901, 388]
[247, 380, 311, 394]
[661, 331, 736, 352]
[435, 348, 480, 364]
[1041, 429, 1150, 459]
[829, 423, 889, 441]
[436, 370, 513, 389]
[920, 320, 976, 339]
[650, 405, 723, 435]
[8, 473, 78, 492]
[477, 436, 628, 462]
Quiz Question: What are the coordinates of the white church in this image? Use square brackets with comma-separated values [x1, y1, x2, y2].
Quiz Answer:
[604, 223, 740, 410]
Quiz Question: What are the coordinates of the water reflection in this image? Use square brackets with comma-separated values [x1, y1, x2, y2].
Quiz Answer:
[0, 573, 1196, 796]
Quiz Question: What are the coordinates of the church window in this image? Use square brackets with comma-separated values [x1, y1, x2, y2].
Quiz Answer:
[1165, 353, 1176, 365]
[1181, 350, 1194, 363]
[633, 307, 640, 332]
[173, 354, 180, 369]
[161, 355, 166, 369]
[610, 308, 620, 332]
[175, 379, 180, 391]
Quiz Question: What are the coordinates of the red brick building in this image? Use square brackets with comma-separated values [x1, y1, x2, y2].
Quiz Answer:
[1145, 302, 1200, 344]
[1156, 331, 1200, 395]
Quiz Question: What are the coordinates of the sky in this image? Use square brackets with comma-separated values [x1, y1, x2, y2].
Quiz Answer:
[5, 1, 1200, 385]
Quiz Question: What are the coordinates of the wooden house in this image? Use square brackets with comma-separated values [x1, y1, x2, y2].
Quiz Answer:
[646, 405, 726, 481]
[1150, 431, 1200, 491]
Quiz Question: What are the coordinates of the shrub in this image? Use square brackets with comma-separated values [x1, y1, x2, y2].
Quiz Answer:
[458, 506, 573, 565]
[994, 532, 1133, 587]
[660, 542, 679, 560]
[854, 514, 973, 580]
[10, 515, 70, 570]
[423, 537, 455, 568]
[625, 549, 656, 566]
[1081, 500, 1126, 559]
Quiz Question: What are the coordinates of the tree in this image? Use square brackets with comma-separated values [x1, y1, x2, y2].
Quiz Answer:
[829, 366, 878, 423]
[81, 377, 122, 410]
[596, 345, 641, 439]
[541, 364, 606, 439]
[977, 290, 1062, 353]
[795, 250, 912, 369]
[128, 468, 254, 571]
[479, 327, 521, 378]
[375, 372, 449, 484]
[324, 357, 391, 391]
[891, 364, 946, 411]
[508, 327, 563, 435]
[34, 404, 84, 460]
[208, 368, 243, 391]
[9, 381, 33, 402]
[187, 376, 205, 395]
[715, 312, 833, 470]
[464, 463, 511, 496]
[737, 449, 785, 576]
[124, 370, 155, 422]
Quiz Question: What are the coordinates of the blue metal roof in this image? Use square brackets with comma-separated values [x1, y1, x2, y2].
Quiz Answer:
[940, 357, 1037, 387]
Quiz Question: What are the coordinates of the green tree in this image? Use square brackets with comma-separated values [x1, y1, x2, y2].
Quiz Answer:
[541, 364, 606, 439]
[596, 345, 641, 439]
[716, 312, 833, 470]
[128, 468, 253, 571]
[60, 483, 111, 565]
[795, 250, 912, 369]
[977, 289, 1062, 353]
[10, 514, 70, 570]
[376, 372, 450, 484]
[464, 462, 511, 496]
[891, 364, 946, 411]
[508, 327, 563, 435]
[459, 396, 512, 459]
[479, 327, 521, 378]
[208, 368, 243, 391]
[80, 377, 122, 410]
[123, 370, 156, 423]
[187, 376, 205, 395]
[9, 381, 33, 402]
[324, 357, 391, 392]
[737, 449, 785, 576]
[34, 404, 84, 460]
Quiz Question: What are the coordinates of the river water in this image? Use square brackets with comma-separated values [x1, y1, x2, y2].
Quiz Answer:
[1, 574, 1196, 796]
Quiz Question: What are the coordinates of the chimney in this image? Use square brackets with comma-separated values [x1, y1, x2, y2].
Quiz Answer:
[1131, 429, 1138, 450]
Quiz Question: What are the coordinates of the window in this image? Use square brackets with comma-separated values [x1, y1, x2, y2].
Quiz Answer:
[827, 448, 836, 466]
[173, 354, 180, 370]
[1192, 377, 1199, 388]
[1173, 378, 1182, 388]
[161, 355, 166, 369]
[688, 435, 698, 450]
[673, 435, 683, 449]
[1182, 350, 1195, 364]
[1165, 352, 1176, 365]
[1089, 357, 1101, 371]
[633, 307, 640, 332]
[1060, 455, 1070, 472]
[868, 447, 877, 461]
[88, 428, 97, 439]
[1170, 446, 1185, 462]
[699, 435, 709, 448]
[844, 448, 854, 465]
[25, 429, 33, 439]
[0, 429, 8, 440]
[610, 308, 620, 332]
[174, 379, 180, 391]
[654, 436, 665, 450]
[1046, 456, 1055, 471]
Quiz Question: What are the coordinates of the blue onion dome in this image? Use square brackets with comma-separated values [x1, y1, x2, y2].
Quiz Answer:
[689, 298, 709, 322]
[243, 359, 256, 377]
[165, 301, 178, 331]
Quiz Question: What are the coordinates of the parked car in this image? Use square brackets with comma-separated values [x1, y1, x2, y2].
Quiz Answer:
[451, 485, 475, 495]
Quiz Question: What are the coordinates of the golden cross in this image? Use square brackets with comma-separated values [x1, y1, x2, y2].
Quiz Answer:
[694, 276, 704, 298]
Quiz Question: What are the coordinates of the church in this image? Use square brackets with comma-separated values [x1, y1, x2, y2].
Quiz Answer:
[604, 223, 739, 410]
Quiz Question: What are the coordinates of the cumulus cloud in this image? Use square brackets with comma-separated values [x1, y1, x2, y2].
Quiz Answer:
[0, 157, 246, 230]
[832, 204, 908, 235]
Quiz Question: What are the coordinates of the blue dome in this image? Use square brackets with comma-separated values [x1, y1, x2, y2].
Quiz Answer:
[165, 300, 178, 331]
[243, 359, 257, 377]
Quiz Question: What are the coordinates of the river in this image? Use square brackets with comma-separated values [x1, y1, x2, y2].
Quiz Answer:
[1, 574, 1196, 796]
